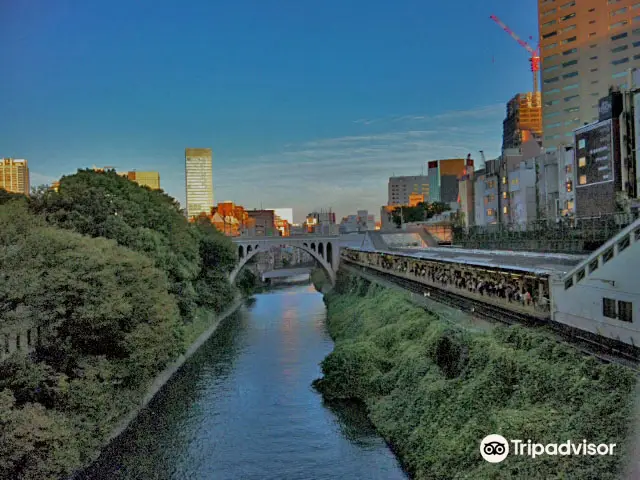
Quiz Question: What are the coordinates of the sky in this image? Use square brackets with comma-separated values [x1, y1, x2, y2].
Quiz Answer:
[1, 0, 539, 223]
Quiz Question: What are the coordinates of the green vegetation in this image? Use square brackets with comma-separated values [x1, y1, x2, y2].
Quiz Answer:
[311, 268, 330, 294]
[390, 201, 450, 227]
[236, 269, 264, 296]
[0, 170, 239, 479]
[313, 271, 637, 479]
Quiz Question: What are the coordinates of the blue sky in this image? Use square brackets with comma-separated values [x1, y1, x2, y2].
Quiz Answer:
[1, 0, 538, 223]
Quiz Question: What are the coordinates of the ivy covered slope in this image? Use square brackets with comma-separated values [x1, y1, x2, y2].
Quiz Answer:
[313, 271, 637, 480]
[0, 171, 238, 479]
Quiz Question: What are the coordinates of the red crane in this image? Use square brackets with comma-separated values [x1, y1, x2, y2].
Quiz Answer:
[490, 14, 540, 94]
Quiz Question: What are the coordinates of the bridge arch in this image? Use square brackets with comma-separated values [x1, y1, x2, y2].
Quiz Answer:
[326, 241, 333, 269]
[238, 245, 244, 258]
[318, 242, 324, 259]
[230, 240, 336, 285]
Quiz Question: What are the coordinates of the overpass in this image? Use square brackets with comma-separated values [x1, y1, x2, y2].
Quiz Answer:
[231, 235, 340, 284]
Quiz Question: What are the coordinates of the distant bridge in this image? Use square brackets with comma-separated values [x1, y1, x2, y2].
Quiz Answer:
[261, 267, 313, 280]
[230, 235, 340, 285]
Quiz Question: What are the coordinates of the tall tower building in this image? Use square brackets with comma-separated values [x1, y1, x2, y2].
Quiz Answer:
[538, 0, 640, 151]
[185, 148, 214, 219]
[502, 92, 543, 150]
[0, 158, 30, 195]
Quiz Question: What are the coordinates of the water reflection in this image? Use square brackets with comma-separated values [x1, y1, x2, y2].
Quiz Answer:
[78, 285, 407, 480]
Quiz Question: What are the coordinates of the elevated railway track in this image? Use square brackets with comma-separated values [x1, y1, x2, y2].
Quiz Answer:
[343, 259, 639, 370]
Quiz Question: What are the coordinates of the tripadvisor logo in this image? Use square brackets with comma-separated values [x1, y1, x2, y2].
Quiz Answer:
[480, 435, 616, 463]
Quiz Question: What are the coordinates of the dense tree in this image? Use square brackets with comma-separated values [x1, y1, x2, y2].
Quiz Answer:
[28, 169, 237, 322]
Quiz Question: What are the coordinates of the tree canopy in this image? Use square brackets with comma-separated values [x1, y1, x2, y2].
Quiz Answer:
[0, 171, 240, 478]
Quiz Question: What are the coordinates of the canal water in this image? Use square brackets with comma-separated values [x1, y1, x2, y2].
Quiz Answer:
[79, 284, 407, 480]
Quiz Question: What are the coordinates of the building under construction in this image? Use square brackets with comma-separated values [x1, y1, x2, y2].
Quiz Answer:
[502, 92, 542, 150]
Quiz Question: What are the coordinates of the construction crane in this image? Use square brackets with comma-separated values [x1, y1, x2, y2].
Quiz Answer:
[479, 150, 487, 166]
[490, 14, 540, 94]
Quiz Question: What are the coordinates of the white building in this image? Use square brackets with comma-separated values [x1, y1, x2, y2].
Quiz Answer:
[473, 169, 487, 227]
[185, 148, 214, 219]
[340, 210, 376, 233]
[507, 160, 537, 227]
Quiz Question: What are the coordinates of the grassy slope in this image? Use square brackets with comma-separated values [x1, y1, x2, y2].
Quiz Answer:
[313, 271, 637, 480]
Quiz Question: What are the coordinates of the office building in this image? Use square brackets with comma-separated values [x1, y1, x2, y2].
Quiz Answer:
[538, 0, 640, 151]
[339, 210, 376, 233]
[0, 158, 29, 196]
[425, 158, 470, 205]
[502, 93, 543, 150]
[185, 148, 214, 219]
[123, 171, 160, 190]
[388, 175, 430, 206]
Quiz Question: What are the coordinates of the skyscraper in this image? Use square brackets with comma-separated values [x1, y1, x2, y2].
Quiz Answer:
[0, 158, 30, 195]
[185, 148, 214, 219]
[538, 0, 640, 150]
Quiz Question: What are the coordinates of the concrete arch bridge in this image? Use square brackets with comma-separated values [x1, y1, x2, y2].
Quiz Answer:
[230, 235, 340, 285]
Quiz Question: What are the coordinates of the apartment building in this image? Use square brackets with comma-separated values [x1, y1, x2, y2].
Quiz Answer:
[388, 175, 430, 206]
[539, 0, 640, 151]
[0, 158, 30, 196]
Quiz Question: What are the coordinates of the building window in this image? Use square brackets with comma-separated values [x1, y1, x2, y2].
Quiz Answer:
[545, 76, 560, 84]
[612, 44, 629, 53]
[563, 71, 578, 78]
[612, 57, 629, 65]
[612, 32, 628, 41]
[511, 178, 519, 186]
[561, 13, 576, 22]
[560, 25, 577, 33]
[545, 65, 560, 73]
[545, 111, 562, 118]
[544, 42, 558, 51]
[611, 7, 628, 16]
[567, 200, 574, 210]
[565, 278, 573, 289]
[603, 298, 617, 319]
[564, 94, 579, 102]
[619, 301, 633, 322]
[565, 106, 580, 113]
[502, 176, 507, 184]
[610, 20, 629, 30]
[560, 0, 575, 8]
[566, 181, 573, 192]
[590, 67, 599, 72]
[563, 48, 577, 55]
[563, 83, 579, 90]
[542, 8, 557, 17]
[547, 88, 561, 94]
[503, 206, 509, 214]
[613, 71, 628, 78]
[487, 209, 495, 216]
[590, 55, 598, 60]
[547, 53, 560, 62]
[543, 31, 558, 39]
[579, 175, 587, 185]
[562, 59, 578, 67]
[561, 36, 577, 45]
[545, 99, 560, 106]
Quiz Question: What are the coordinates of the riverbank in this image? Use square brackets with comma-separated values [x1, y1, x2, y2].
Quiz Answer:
[313, 270, 637, 479]
[69, 296, 245, 478]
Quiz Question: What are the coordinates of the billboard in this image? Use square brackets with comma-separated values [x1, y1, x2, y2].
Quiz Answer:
[574, 119, 613, 187]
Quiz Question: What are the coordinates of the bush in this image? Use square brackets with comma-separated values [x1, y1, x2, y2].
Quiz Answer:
[314, 271, 637, 479]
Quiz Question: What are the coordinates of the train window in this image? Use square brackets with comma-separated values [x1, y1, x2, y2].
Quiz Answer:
[589, 258, 599, 273]
[618, 235, 630, 252]
[618, 301, 633, 322]
[602, 248, 614, 264]
[576, 269, 585, 282]
[603, 298, 617, 319]
[565, 277, 573, 289]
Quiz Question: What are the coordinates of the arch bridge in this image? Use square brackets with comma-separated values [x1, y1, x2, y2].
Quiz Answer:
[230, 235, 340, 285]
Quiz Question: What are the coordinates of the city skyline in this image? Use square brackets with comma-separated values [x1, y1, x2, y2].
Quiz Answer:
[1, 0, 538, 223]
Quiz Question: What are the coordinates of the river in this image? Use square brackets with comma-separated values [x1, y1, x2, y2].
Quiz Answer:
[78, 284, 408, 480]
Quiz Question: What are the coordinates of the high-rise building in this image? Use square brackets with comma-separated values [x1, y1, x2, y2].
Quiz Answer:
[185, 148, 214, 219]
[123, 171, 160, 190]
[0, 158, 30, 195]
[502, 93, 543, 150]
[538, 0, 640, 151]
